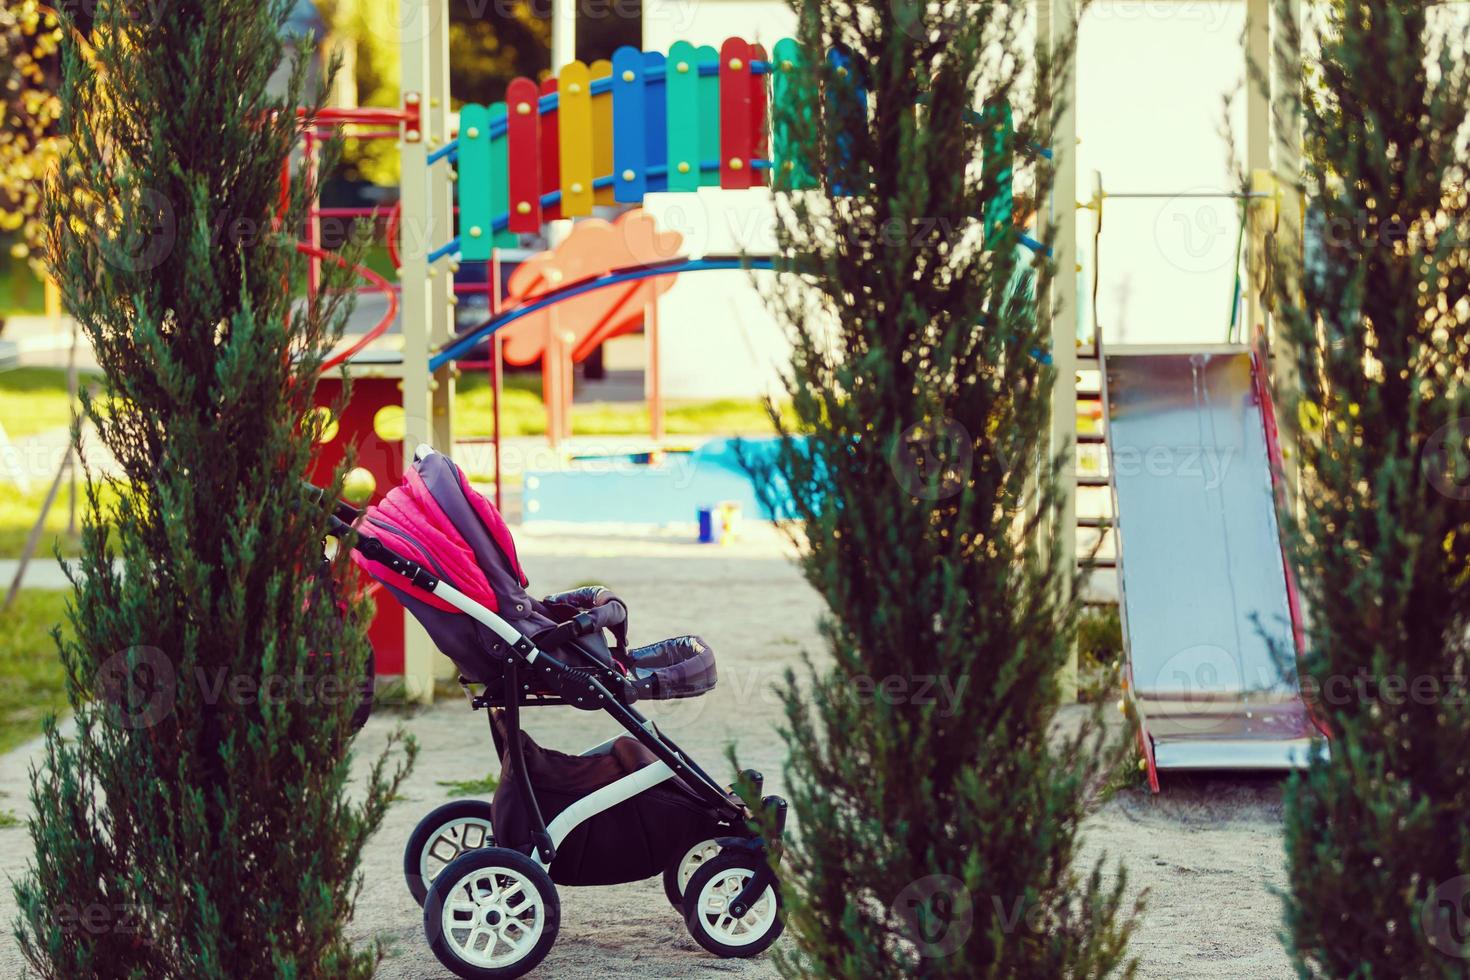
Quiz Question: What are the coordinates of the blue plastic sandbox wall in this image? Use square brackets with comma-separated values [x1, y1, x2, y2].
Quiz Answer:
[521, 437, 796, 525]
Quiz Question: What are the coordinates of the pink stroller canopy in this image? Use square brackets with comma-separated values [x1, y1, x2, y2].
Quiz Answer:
[353, 453, 532, 620]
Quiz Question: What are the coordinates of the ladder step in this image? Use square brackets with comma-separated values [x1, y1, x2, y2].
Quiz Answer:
[1077, 432, 1106, 445]
[1077, 390, 1101, 402]
[1079, 558, 1118, 569]
[1077, 517, 1112, 529]
[1077, 475, 1110, 488]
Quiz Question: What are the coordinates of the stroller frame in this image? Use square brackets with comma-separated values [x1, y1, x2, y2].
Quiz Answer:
[324, 480, 785, 911]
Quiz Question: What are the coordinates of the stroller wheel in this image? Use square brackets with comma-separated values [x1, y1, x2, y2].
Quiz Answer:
[424, 847, 560, 979]
[683, 852, 784, 958]
[404, 800, 496, 907]
[662, 838, 723, 911]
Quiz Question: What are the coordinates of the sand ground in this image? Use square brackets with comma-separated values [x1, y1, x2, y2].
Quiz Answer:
[0, 524, 1295, 979]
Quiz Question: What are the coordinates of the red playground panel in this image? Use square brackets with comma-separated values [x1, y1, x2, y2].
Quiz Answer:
[311, 375, 407, 675]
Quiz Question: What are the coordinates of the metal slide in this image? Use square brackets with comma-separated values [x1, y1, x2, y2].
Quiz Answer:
[1101, 344, 1324, 791]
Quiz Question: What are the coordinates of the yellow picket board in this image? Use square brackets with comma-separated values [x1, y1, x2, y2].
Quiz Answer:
[590, 59, 615, 205]
[558, 60, 595, 216]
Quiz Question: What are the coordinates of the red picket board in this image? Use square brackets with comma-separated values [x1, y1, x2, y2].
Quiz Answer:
[719, 37, 754, 189]
[539, 77, 561, 221]
[506, 77, 541, 232]
[750, 43, 769, 186]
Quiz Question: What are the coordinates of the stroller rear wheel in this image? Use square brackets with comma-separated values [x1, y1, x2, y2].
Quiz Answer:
[662, 838, 723, 911]
[424, 847, 560, 979]
[404, 799, 496, 906]
[683, 852, 784, 958]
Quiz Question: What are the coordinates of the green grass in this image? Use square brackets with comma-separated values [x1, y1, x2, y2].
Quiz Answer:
[1078, 606, 1124, 704]
[453, 371, 788, 438]
[360, 243, 397, 281]
[0, 590, 71, 755]
[436, 772, 498, 798]
[0, 260, 46, 316]
[0, 481, 124, 560]
[0, 368, 81, 440]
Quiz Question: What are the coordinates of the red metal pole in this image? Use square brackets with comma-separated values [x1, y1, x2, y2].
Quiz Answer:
[544, 311, 562, 449]
[646, 300, 664, 443]
[491, 250, 504, 513]
[304, 129, 321, 300]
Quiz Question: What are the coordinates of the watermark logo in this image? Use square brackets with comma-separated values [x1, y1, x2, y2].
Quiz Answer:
[1423, 876, 1470, 959]
[1154, 190, 1237, 275]
[892, 874, 973, 957]
[96, 646, 175, 730]
[99, 188, 175, 273]
[890, 418, 973, 500]
[1149, 644, 1242, 733]
[1423, 419, 1470, 500]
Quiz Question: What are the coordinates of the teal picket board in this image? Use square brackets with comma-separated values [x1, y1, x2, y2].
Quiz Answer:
[769, 38, 815, 190]
[981, 99, 1015, 249]
[697, 44, 720, 186]
[665, 41, 701, 191]
[457, 103, 493, 260]
[488, 103, 517, 246]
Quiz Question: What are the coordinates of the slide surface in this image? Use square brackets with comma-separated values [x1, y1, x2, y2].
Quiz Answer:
[1102, 344, 1321, 788]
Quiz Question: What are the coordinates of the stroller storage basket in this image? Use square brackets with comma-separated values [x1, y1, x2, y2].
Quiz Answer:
[489, 714, 738, 886]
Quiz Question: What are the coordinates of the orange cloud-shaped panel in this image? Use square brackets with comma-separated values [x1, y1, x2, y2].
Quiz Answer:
[497, 209, 684, 366]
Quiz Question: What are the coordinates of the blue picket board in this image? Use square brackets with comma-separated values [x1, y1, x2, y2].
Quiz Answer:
[826, 46, 865, 196]
[612, 47, 648, 203]
[643, 51, 669, 192]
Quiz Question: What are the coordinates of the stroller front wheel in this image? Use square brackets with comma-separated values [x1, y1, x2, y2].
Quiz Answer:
[682, 852, 784, 958]
[662, 838, 723, 911]
[424, 847, 560, 979]
[404, 799, 496, 906]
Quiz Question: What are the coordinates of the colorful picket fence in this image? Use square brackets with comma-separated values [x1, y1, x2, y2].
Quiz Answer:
[455, 38, 1014, 261]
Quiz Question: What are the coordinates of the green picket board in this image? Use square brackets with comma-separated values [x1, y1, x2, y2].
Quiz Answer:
[696, 44, 720, 187]
[770, 38, 816, 190]
[457, 103, 493, 261]
[665, 41, 701, 192]
[487, 103, 517, 247]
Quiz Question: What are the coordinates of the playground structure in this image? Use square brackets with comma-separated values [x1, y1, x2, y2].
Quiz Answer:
[294, 0, 1321, 790]
[300, 20, 1028, 685]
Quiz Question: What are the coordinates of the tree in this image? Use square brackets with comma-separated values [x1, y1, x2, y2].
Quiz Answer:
[747, 1, 1139, 975]
[1272, 2, 1470, 976]
[12, 0, 414, 976]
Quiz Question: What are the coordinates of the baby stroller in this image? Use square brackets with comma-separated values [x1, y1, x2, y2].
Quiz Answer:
[323, 447, 786, 978]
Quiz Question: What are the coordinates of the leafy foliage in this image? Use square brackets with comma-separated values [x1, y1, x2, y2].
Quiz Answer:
[1273, 3, 1470, 976]
[11, 1, 415, 976]
[748, 0, 1139, 975]
[0, 0, 63, 278]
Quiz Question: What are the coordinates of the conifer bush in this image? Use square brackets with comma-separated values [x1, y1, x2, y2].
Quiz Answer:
[12, 1, 415, 975]
[749, 0, 1140, 974]
[1273, 3, 1470, 975]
